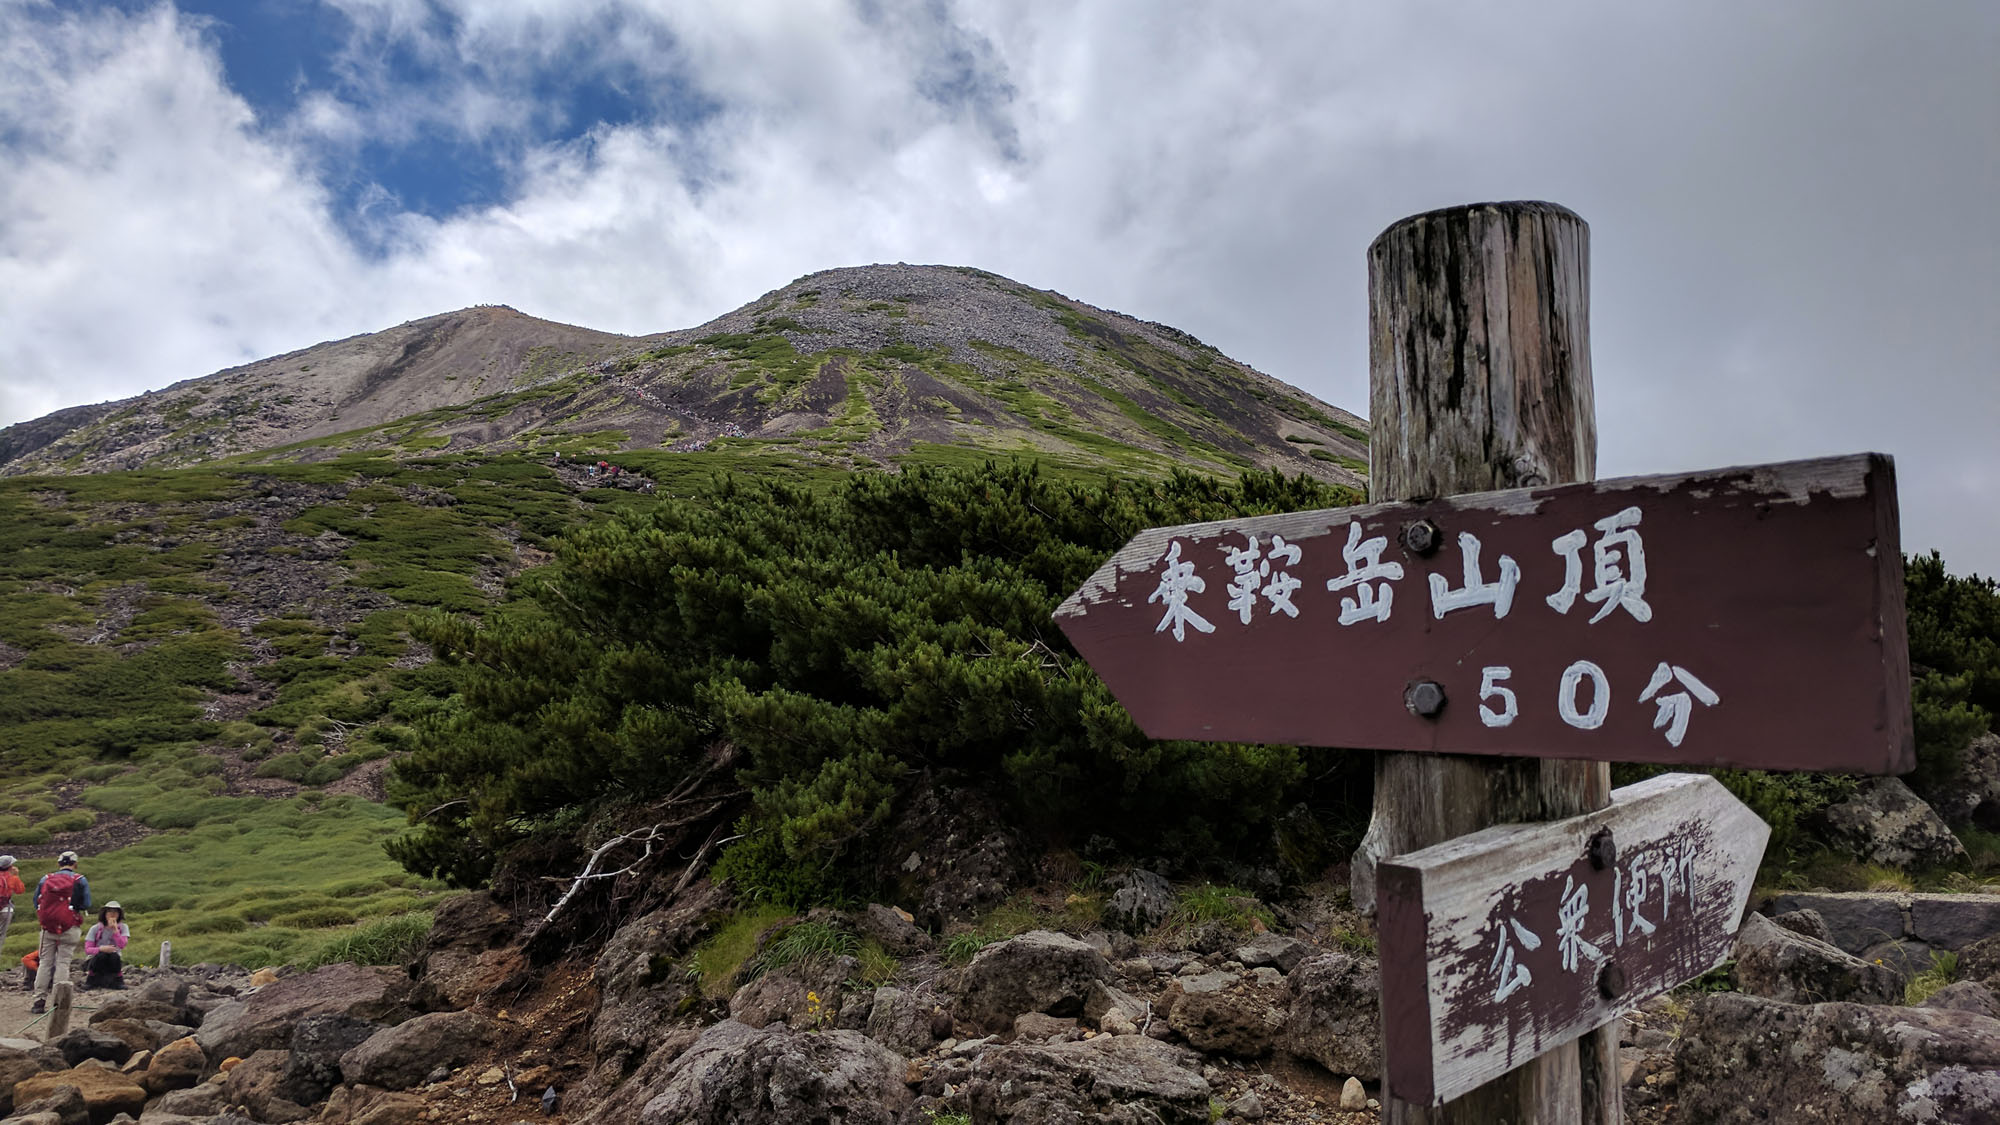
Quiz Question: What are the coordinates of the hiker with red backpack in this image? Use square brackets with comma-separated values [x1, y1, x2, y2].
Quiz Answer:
[30, 850, 90, 1014]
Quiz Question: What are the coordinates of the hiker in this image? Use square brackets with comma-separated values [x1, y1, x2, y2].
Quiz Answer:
[0, 856, 23, 949]
[82, 902, 128, 990]
[30, 850, 89, 1014]
[18, 950, 35, 991]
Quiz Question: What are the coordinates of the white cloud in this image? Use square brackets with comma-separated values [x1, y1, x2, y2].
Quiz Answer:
[0, 0, 1995, 573]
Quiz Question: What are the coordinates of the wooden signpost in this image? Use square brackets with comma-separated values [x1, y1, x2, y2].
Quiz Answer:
[1054, 453, 1911, 775]
[1376, 773, 1767, 1105]
[1054, 201, 1913, 1123]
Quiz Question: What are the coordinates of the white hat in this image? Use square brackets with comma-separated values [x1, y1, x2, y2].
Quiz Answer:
[0, 856, 14, 870]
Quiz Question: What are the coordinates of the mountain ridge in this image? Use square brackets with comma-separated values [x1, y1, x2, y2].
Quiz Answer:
[1, 265, 1367, 486]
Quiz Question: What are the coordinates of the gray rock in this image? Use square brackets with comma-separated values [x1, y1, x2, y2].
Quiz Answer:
[1013, 1012, 1078, 1042]
[1227, 1091, 1266, 1120]
[220, 1048, 311, 1123]
[727, 957, 859, 1030]
[6, 1084, 85, 1125]
[1104, 870, 1175, 934]
[1731, 913, 1905, 1005]
[635, 1020, 912, 1125]
[1083, 979, 1150, 1035]
[194, 963, 414, 1061]
[586, 882, 725, 1086]
[1818, 776, 1968, 868]
[1163, 971, 1287, 1058]
[1767, 907, 1832, 944]
[1923, 980, 2000, 1019]
[1860, 937, 1935, 978]
[277, 1012, 381, 1105]
[960, 1034, 1211, 1124]
[50, 1027, 130, 1068]
[955, 930, 1111, 1033]
[857, 903, 931, 956]
[1676, 992, 2000, 1123]
[406, 889, 511, 1012]
[147, 1081, 228, 1117]
[1231, 933, 1311, 974]
[1910, 893, 2000, 951]
[1280, 953, 1381, 1081]
[1962, 933, 2000, 987]
[338, 1009, 522, 1091]
[1765, 891, 1908, 954]
[1911, 731, 2000, 829]
[863, 987, 938, 1057]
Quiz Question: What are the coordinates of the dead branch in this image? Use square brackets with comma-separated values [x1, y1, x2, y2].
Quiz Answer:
[541, 822, 674, 925]
[671, 825, 744, 899]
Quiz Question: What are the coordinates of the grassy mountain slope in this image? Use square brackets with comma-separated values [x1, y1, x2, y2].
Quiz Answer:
[1, 265, 1366, 487]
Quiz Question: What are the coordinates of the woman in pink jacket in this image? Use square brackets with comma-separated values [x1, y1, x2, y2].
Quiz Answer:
[82, 902, 127, 990]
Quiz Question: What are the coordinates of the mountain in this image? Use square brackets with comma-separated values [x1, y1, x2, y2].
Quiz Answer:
[0, 264, 1367, 486]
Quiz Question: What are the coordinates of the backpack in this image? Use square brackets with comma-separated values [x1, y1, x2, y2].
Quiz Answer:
[36, 872, 80, 933]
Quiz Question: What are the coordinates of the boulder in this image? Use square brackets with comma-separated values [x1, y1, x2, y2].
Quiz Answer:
[1162, 971, 1287, 1057]
[856, 904, 930, 956]
[1083, 980, 1151, 1036]
[862, 987, 938, 1057]
[1962, 932, 2000, 987]
[10, 1067, 145, 1123]
[0, 1050, 54, 1116]
[959, 1034, 1211, 1124]
[407, 890, 516, 1012]
[587, 883, 724, 1084]
[1764, 892, 1907, 954]
[1911, 731, 2000, 829]
[1280, 953, 1381, 1081]
[1231, 933, 1312, 975]
[48, 1029, 128, 1069]
[572, 1028, 701, 1125]
[1677, 992, 2000, 1123]
[219, 1049, 310, 1123]
[1923, 980, 2000, 1019]
[727, 958, 858, 1031]
[147, 1082, 228, 1118]
[1817, 776, 1967, 867]
[338, 1009, 522, 1091]
[1104, 870, 1175, 934]
[276, 1012, 380, 1105]
[82, 1020, 166, 1060]
[83, 1001, 181, 1030]
[1767, 908, 1832, 944]
[194, 963, 414, 1061]
[1731, 913, 1905, 1005]
[5, 1084, 85, 1125]
[1012, 1012, 1079, 1042]
[635, 1020, 912, 1125]
[316, 1083, 427, 1125]
[955, 931, 1111, 1033]
[139, 1034, 205, 1095]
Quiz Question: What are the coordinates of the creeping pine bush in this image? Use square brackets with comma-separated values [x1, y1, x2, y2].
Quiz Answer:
[386, 462, 1365, 893]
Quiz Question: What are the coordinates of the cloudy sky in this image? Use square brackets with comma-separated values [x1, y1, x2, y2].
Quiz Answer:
[2, 1, 1995, 571]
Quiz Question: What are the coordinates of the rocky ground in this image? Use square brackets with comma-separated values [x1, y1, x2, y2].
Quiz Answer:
[4, 759, 2000, 1123]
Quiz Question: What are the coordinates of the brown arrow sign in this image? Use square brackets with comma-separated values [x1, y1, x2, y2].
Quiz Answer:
[1376, 772, 1768, 1105]
[1054, 452, 1911, 774]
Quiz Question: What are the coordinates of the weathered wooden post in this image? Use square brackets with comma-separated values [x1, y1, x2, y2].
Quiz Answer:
[1355, 202, 1616, 1122]
[47, 980, 72, 1038]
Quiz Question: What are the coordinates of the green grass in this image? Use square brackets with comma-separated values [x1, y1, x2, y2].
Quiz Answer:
[1, 789, 439, 968]
[1172, 883, 1276, 930]
[687, 906, 791, 998]
[1906, 951, 1960, 1005]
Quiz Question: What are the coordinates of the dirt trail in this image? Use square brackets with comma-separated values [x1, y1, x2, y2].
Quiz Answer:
[0, 970, 118, 1042]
